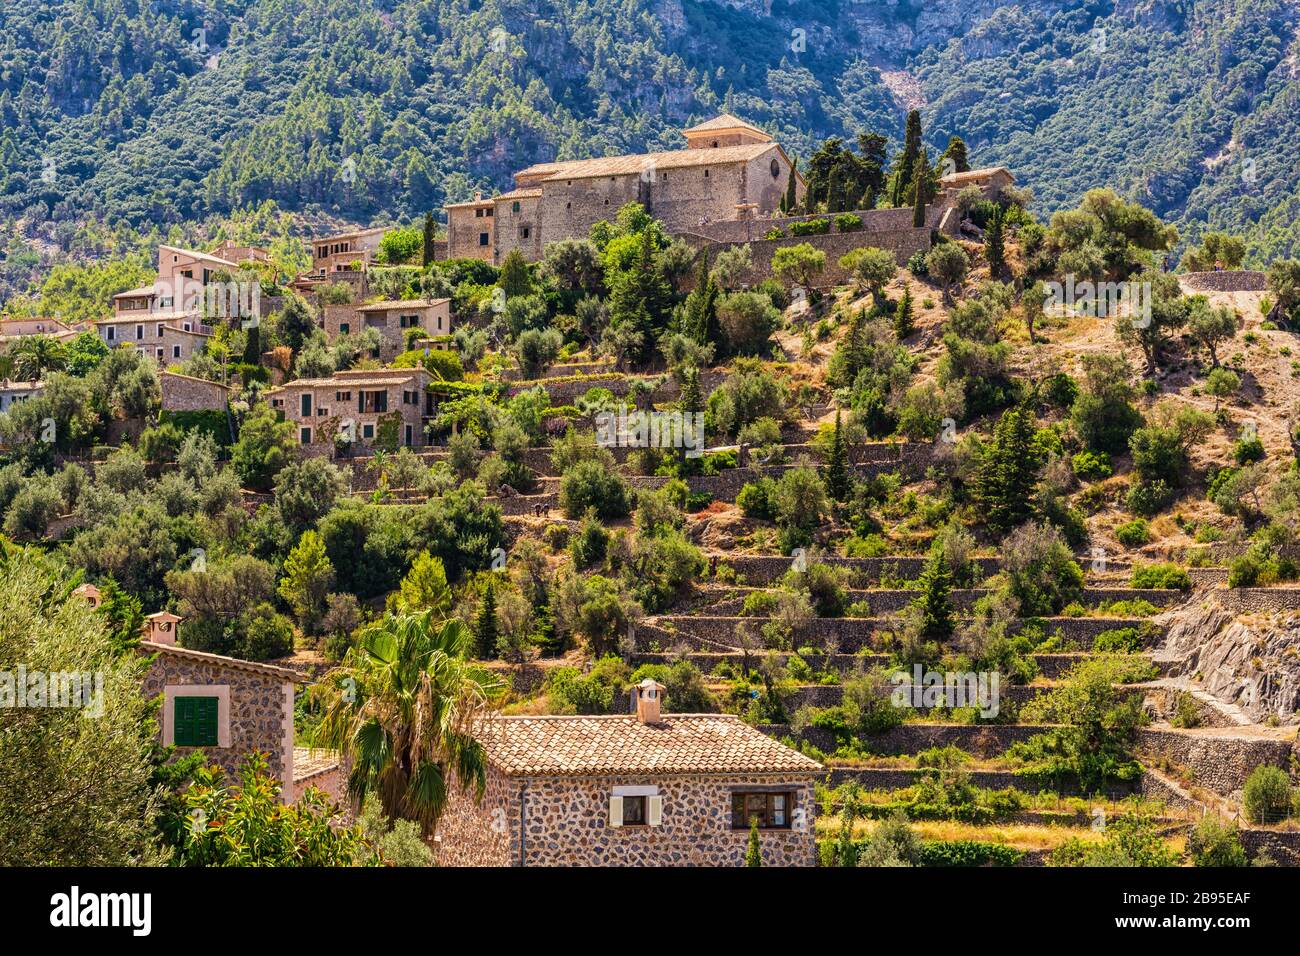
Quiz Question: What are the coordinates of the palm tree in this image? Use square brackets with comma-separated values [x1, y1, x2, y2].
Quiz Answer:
[313, 611, 505, 835]
[12, 335, 68, 381]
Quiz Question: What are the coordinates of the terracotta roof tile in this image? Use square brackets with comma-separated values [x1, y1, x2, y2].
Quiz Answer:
[514, 141, 777, 184]
[477, 714, 822, 777]
[683, 114, 772, 138]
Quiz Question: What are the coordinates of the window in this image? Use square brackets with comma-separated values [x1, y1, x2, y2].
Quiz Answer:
[339, 322, 350, 335]
[521, 227, 531, 239]
[183, 322, 192, 332]
[172, 345, 181, 359]
[512, 201, 520, 213]
[485, 208, 492, 217]
[173, 696, 219, 747]
[362, 424, 374, 439]
[300, 427, 312, 444]
[704, 169, 709, 177]
[770, 158, 781, 178]
[479, 233, 489, 246]
[621, 796, 647, 826]
[135, 325, 144, 340]
[405, 424, 413, 446]
[317, 407, 328, 416]
[300, 394, 312, 418]
[731, 791, 792, 829]
[156, 323, 164, 337]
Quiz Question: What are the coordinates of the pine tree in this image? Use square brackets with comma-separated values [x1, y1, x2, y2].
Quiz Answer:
[974, 406, 1040, 533]
[823, 409, 851, 502]
[985, 208, 1006, 278]
[532, 594, 561, 656]
[422, 211, 436, 267]
[941, 135, 969, 174]
[746, 818, 763, 867]
[893, 288, 915, 340]
[475, 579, 499, 659]
[912, 548, 955, 641]
[891, 110, 922, 207]
[782, 157, 800, 214]
[608, 228, 671, 366]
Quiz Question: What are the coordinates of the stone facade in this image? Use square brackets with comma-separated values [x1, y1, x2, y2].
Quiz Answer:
[138, 642, 299, 794]
[446, 114, 804, 264]
[438, 769, 817, 867]
[322, 298, 452, 362]
[160, 371, 230, 412]
[267, 367, 435, 454]
[305, 226, 389, 279]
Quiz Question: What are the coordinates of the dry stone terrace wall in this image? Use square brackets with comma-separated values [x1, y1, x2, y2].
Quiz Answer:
[702, 586, 1183, 615]
[636, 615, 1160, 653]
[1136, 728, 1297, 796]
[766, 721, 1047, 756]
[630, 651, 1103, 680]
[1199, 588, 1300, 613]
[1178, 270, 1267, 292]
[824, 766, 1141, 800]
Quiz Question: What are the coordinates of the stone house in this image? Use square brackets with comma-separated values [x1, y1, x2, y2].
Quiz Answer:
[937, 166, 1015, 204]
[321, 298, 452, 362]
[0, 317, 84, 350]
[0, 378, 43, 413]
[303, 226, 390, 280]
[446, 114, 806, 264]
[266, 366, 436, 453]
[444, 193, 496, 263]
[436, 680, 822, 866]
[159, 371, 231, 413]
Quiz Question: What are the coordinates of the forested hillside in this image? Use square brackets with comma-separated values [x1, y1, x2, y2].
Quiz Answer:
[1, 0, 1299, 293]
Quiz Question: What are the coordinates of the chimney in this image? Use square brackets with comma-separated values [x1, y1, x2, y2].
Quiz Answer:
[142, 611, 182, 646]
[634, 678, 666, 725]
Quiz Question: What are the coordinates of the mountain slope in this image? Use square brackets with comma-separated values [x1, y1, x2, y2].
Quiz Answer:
[1, 0, 1298, 267]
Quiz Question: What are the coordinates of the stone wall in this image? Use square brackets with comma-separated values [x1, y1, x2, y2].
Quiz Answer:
[160, 372, 229, 412]
[139, 649, 296, 794]
[765, 721, 1047, 756]
[638, 614, 1158, 653]
[1179, 270, 1268, 292]
[1136, 728, 1297, 796]
[436, 768, 817, 866]
[824, 766, 1139, 800]
[686, 224, 931, 290]
[685, 206, 920, 245]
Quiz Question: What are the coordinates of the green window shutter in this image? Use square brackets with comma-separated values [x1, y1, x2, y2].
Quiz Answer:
[175, 696, 219, 747]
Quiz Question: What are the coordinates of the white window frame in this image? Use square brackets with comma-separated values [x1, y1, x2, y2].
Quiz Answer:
[162, 684, 231, 748]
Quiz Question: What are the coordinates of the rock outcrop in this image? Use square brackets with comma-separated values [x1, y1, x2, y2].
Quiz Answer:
[1155, 597, 1300, 724]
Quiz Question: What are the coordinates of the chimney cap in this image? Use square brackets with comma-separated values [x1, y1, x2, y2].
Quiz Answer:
[145, 611, 182, 623]
[637, 678, 666, 692]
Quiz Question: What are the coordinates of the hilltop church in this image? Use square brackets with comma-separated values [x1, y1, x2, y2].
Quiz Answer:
[445, 114, 805, 264]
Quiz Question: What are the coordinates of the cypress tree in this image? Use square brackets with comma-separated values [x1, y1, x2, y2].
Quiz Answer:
[891, 109, 922, 207]
[985, 208, 1006, 278]
[422, 211, 436, 266]
[893, 288, 915, 340]
[242, 320, 261, 366]
[783, 157, 800, 214]
[823, 409, 852, 502]
[746, 818, 763, 867]
[682, 249, 718, 345]
[912, 147, 930, 228]
[476, 579, 499, 659]
[913, 548, 955, 641]
[974, 406, 1040, 533]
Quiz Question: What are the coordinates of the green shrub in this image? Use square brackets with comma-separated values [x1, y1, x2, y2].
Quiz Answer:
[1129, 562, 1191, 590]
[916, 840, 1023, 867]
[1093, 627, 1143, 653]
[790, 218, 831, 236]
[1234, 436, 1265, 465]
[833, 213, 863, 232]
[1114, 519, 1150, 547]
[737, 478, 778, 521]
[1185, 816, 1246, 866]
[1126, 479, 1174, 517]
[1243, 766, 1292, 825]
[559, 462, 631, 519]
[1071, 451, 1112, 481]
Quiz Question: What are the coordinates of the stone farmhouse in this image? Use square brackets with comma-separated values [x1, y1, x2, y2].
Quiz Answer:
[936, 165, 1015, 204]
[0, 317, 84, 348]
[294, 226, 390, 292]
[267, 366, 436, 453]
[445, 114, 806, 265]
[436, 679, 822, 867]
[321, 297, 453, 363]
